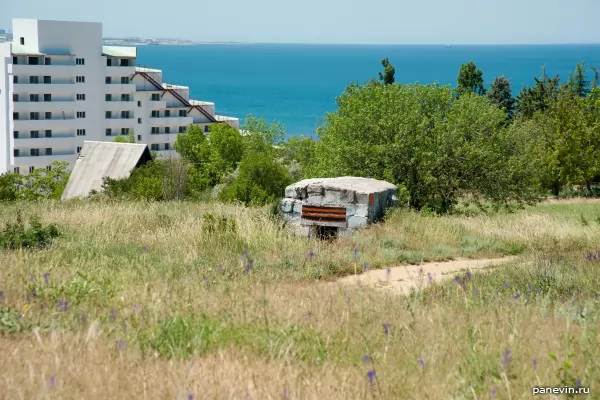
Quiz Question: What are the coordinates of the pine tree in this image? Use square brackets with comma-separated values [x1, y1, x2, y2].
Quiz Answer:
[378, 58, 395, 85]
[487, 76, 515, 119]
[457, 61, 486, 96]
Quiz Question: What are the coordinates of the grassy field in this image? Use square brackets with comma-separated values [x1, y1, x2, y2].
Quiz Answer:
[1, 199, 599, 399]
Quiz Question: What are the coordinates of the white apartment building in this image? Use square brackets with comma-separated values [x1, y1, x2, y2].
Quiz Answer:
[0, 19, 239, 175]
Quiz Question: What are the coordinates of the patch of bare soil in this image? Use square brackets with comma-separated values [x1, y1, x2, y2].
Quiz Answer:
[336, 257, 517, 295]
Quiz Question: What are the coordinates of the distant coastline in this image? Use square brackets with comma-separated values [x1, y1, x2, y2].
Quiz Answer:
[103, 37, 244, 46]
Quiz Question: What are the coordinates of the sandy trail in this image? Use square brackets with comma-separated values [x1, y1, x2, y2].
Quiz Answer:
[337, 256, 517, 295]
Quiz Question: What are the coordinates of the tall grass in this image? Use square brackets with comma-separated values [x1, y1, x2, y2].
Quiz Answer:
[0, 200, 599, 398]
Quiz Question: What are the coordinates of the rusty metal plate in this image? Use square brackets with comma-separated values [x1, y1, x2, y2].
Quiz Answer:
[301, 205, 347, 227]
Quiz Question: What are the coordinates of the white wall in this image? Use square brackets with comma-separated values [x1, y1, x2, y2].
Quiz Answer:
[0, 43, 10, 173]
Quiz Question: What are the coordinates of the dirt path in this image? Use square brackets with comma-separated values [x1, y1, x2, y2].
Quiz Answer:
[337, 256, 517, 295]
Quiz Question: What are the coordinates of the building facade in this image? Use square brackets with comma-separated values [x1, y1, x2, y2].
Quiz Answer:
[0, 19, 239, 175]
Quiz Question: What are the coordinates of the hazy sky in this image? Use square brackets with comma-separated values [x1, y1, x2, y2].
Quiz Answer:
[3, 0, 600, 44]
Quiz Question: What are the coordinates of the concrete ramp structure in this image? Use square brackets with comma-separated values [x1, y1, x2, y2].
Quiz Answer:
[280, 177, 398, 237]
[61, 141, 152, 200]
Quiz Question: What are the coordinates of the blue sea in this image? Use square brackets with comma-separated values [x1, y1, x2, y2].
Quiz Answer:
[137, 44, 600, 136]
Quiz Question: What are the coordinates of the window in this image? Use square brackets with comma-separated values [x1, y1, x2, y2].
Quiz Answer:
[20, 37, 24, 45]
[151, 110, 159, 118]
[44, 94, 52, 102]
[137, 101, 142, 107]
[121, 111, 130, 119]
[43, 76, 51, 84]
[12, 94, 19, 102]
[29, 166, 35, 174]
[13, 76, 18, 83]
[179, 126, 186, 133]
[165, 110, 171, 117]
[45, 130, 52, 138]
[30, 112, 40, 120]
[45, 112, 52, 119]
[120, 59, 130, 67]
[121, 94, 130, 101]
[75, 58, 85, 65]
[105, 94, 112, 101]
[30, 130, 40, 138]
[165, 143, 170, 151]
[121, 77, 130, 84]
[13, 112, 19, 120]
[151, 127, 159, 134]
[13, 149, 19, 157]
[77, 146, 82, 153]
[137, 135, 141, 141]
[165, 127, 170, 134]
[77, 129, 86, 136]
[105, 111, 112, 119]
[30, 94, 40, 102]
[151, 93, 160, 101]
[150, 144, 159, 151]
[28, 57, 39, 65]
[107, 59, 112, 67]
[77, 112, 86, 118]
[121, 128, 129, 135]
[46, 165, 52, 171]
[204, 125, 210, 133]
[45, 58, 51, 65]
[138, 118, 142, 124]
[76, 94, 85, 100]
[76, 76, 85, 83]
[13, 131, 19, 139]
[105, 77, 112, 84]
[14, 167, 20, 174]
[13, 56, 18, 65]
[30, 148, 40, 157]
[179, 110, 187, 117]
[105, 129, 112, 136]
[45, 148, 52, 156]
[30, 76, 39, 84]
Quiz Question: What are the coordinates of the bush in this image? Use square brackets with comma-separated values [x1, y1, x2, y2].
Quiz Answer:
[0, 212, 60, 250]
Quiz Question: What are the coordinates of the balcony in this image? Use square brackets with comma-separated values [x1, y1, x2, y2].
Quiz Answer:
[13, 118, 78, 130]
[11, 82, 75, 93]
[9, 64, 78, 76]
[104, 118, 136, 129]
[12, 101, 75, 112]
[14, 135, 77, 148]
[104, 101, 135, 111]
[147, 133, 180, 141]
[106, 66, 136, 76]
[148, 116, 193, 126]
[105, 84, 136, 94]
[13, 154, 77, 167]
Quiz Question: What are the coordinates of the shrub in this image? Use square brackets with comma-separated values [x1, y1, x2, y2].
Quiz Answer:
[0, 212, 60, 250]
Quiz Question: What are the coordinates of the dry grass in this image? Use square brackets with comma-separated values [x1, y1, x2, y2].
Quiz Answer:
[1, 199, 600, 399]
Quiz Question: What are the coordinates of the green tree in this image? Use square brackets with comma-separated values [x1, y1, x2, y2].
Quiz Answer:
[378, 58, 395, 85]
[310, 81, 540, 213]
[0, 172, 22, 202]
[174, 125, 217, 189]
[208, 122, 245, 172]
[457, 61, 486, 96]
[20, 162, 70, 200]
[487, 76, 515, 119]
[113, 131, 136, 143]
[567, 63, 590, 97]
[515, 67, 560, 118]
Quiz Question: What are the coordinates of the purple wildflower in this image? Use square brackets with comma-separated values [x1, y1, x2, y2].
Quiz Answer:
[501, 348, 511, 370]
[48, 376, 57, 388]
[43, 272, 49, 284]
[532, 358, 537, 370]
[527, 282, 532, 292]
[307, 311, 313, 319]
[0, 291, 4, 300]
[364, 263, 369, 271]
[465, 270, 472, 281]
[204, 277, 209, 289]
[503, 280, 509, 289]
[218, 264, 223, 273]
[354, 248, 359, 261]
[81, 313, 88, 325]
[244, 259, 254, 274]
[308, 250, 315, 261]
[122, 322, 128, 333]
[513, 293, 522, 300]
[428, 272, 433, 284]
[418, 358, 425, 370]
[454, 276, 463, 288]
[383, 323, 390, 337]
[187, 393, 194, 400]
[142, 246, 149, 253]
[575, 378, 581, 390]
[418, 267, 423, 279]
[490, 387, 497, 400]
[116, 339, 127, 352]
[386, 268, 391, 280]
[57, 299, 68, 312]
[110, 308, 117, 321]
[362, 354, 371, 364]
[132, 304, 141, 314]
[282, 387, 289, 400]
[367, 370, 376, 386]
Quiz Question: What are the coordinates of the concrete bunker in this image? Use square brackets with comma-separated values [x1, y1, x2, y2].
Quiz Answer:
[280, 177, 398, 238]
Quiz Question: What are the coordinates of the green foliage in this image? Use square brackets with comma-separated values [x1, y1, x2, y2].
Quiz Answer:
[201, 212, 237, 237]
[26, 271, 110, 307]
[0, 307, 30, 335]
[515, 67, 560, 118]
[0, 212, 59, 250]
[0, 172, 21, 202]
[457, 61, 486, 96]
[487, 76, 515, 119]
[209, 123, 245, 172]
[112, 132, 136, 143]
[378, 57, 396, 85]
[242, 116, 286, 154]
[310, 82, 540, 213]
[219, 151, 292, 206]
[567, 63, 590, 97]
[19, 162, 70, 201]
[103, 160, 165, 201]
